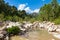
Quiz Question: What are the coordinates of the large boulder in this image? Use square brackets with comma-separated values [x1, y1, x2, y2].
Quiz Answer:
[32, 21, 39, 28]
[56, 29, 60, 32]
[48, 25, 57, 32]
[21, 22, 32, 29]
[38, 23, 44, 28]
[56, 25, 60, 32]
[6, 21, 21, 28]
[0, 34, 4, 38]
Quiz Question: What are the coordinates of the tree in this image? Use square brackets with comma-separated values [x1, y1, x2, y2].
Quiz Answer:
[39, 0, 60, 21]
[12, 15, 20, 22]
[0, 12, 4, 21]
[10, 6, 18, 16]
[18, 10, 27, 19]
[0, 0, 5, 13]
[51, 0, 59, 19]
[40, 4, 52, 21]
[4, 16, 12, 21]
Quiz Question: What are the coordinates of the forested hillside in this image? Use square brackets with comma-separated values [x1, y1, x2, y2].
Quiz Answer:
[0, 0, 39, 22]
[0, 0, 60, 24]
[39, 0, 60, 24]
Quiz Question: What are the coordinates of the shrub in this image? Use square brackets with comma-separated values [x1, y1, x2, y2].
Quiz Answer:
[6, 26, 21, 35]
[53, 17, 60, 24]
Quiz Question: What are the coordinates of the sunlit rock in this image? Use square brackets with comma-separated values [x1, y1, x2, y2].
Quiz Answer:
[56, 29, 60, 32]
[0, 34, 4, 38]
[48, 25, 57, 32]
[38, 23, 44, 28]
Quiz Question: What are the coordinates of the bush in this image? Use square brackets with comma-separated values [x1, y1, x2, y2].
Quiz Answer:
[53, 17, 60, 24]
[29, 18, 36, 23]
[6, 26, 21, 35]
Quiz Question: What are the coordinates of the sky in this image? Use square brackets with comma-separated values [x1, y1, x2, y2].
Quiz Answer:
[4, 0, 60, 13]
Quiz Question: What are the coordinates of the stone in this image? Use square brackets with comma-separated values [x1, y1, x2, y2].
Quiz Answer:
[48, 25, 57, 32]
[56, 29, 60, 32]
[5, 36, 9, 40]
[39, 23, 44, 28]
[0, 34, 4, 38]
[53, 33, 60, 39]
[52, 39, 55, 40]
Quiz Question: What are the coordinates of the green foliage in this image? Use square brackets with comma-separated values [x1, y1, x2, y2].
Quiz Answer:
[53, 17, 60, 24]
[40, 4, 52, 21]
[18, 10, 27, 19]
[0, 12, 4, 21]
[12, 16, 19, 22]
[0, 0, 60, 24]
[6, 26, 21, 35]
[5, 16, 12, 21]
[39, 0, 60, 22]
[29, 18, 36, 23]
[0, 0, 40, 22]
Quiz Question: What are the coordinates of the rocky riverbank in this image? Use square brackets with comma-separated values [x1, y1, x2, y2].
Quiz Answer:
[0, 21, 60, 40]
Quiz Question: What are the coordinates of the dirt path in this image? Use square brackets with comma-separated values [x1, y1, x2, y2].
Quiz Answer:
[23, 29, 60, 40]
[10, 29, 60, 40]
[26, 31, 40, 40]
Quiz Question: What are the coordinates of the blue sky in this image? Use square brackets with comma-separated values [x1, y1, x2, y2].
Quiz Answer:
[4, 0, 60, 13]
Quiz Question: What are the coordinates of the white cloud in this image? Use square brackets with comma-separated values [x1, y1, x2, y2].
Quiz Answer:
[24, 7, 39, 13]
[33, 9, 40, 13]
[18, 4, 39, 13]
[24, 7, 33, 13]
[18, 4, 26, 10]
